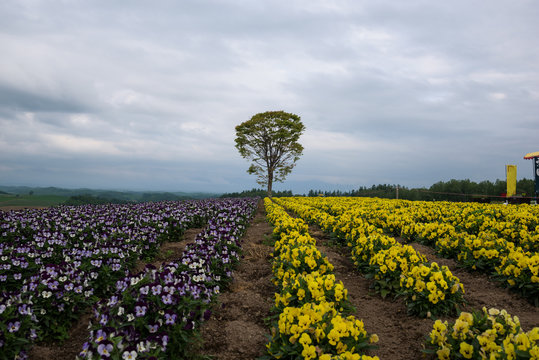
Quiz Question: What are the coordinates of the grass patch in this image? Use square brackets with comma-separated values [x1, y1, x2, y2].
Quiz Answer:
[0, 194, 68, 208]
[262, 233, 276, 246]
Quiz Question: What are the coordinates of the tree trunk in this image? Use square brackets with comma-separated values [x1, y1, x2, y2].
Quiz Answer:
[267, 170, 273, 198]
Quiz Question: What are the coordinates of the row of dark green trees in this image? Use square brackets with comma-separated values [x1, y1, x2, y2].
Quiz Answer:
[307, 178, 536, 202]
[221, 179, 536, 203]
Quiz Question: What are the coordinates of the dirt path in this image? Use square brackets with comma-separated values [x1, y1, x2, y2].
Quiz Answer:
[200, 200, 275, 359]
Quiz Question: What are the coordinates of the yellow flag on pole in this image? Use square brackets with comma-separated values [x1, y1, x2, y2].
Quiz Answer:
[506, 165, 517, 197]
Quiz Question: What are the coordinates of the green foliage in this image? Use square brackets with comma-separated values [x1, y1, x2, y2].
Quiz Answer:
[0, 194, 67, 207]
[235, 111, 305, 197]
[305, 178, 535, 203]
[139, 192, 186, 202]
[0, 186, 218, 203]
[63, 194, 130, 206]
[219, 188, 293, 198]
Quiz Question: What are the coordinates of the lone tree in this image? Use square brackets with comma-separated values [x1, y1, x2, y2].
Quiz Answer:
[235, 110, 305, 198]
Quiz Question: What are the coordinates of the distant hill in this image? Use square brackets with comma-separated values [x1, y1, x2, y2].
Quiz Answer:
[0, 186, 221, 205]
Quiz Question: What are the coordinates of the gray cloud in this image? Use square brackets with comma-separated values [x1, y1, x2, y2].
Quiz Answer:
[1, 0, 538, 193]
[0, 85, 88, 113]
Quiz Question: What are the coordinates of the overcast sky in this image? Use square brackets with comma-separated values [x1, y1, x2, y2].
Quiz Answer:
[1, 0, 538, 194]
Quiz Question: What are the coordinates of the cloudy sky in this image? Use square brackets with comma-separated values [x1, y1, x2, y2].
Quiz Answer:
[1, 0, 538, 194]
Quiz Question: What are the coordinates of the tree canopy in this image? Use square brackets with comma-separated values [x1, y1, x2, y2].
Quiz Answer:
[235, 111, 305, 197]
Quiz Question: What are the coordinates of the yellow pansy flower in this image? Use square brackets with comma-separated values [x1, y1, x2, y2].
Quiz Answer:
[459, 341, 474, 359]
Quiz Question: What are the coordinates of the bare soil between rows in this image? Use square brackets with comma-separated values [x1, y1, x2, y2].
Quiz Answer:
[199, 200, 275, 359]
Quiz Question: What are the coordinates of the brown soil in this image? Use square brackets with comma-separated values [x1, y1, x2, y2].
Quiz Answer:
[199, 200, 275, 359]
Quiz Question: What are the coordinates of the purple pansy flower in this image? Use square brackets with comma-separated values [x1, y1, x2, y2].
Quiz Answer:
[97, 341, 113, 357]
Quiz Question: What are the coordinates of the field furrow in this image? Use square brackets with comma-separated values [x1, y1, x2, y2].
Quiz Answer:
[200, 200, 275, 359]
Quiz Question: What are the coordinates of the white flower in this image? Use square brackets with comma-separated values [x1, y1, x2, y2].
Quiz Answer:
[122, 350, 137, 360]
[118, 306, 125, 316]
[488, 308, 500, 316]
[136, 342, 146, 352]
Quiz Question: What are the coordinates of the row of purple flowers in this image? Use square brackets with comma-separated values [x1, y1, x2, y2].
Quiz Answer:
[80, 198, 258, 359]
[0, 199, 257, 359]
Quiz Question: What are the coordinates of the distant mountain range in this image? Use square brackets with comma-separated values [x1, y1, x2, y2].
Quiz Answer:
[0, 185, 220, 202]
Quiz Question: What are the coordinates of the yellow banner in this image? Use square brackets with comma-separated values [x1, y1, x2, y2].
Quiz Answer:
[506, 165, 517, 197]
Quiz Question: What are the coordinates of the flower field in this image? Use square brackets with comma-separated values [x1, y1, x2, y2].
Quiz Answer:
[272, 197, 539, 305]
[0, 198, 258, 359]
[1, 196, 538, 359]
[263, 198, 379, 360]
[269, 197, 539, 359]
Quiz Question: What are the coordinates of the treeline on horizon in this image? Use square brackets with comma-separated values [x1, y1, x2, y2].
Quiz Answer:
[3, 179, 535, 206]
[220, 189, 294, 198]
[221, 178, 536, 203]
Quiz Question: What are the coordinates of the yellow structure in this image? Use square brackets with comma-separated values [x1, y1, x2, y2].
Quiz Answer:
[523, 151, 539, 196]
[524, 151, 539, 159]
[506, 165, 517, 197]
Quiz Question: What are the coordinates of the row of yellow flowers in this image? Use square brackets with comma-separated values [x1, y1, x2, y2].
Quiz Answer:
[278, 197, 539, 306]
[289, 196, 538, 252]
[425, 307, 539, 360]
[272, 197, 539, 359]
[272, 198, 465, 318]
[263, 198, 379, 360]
[381, 199, 537, 251]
